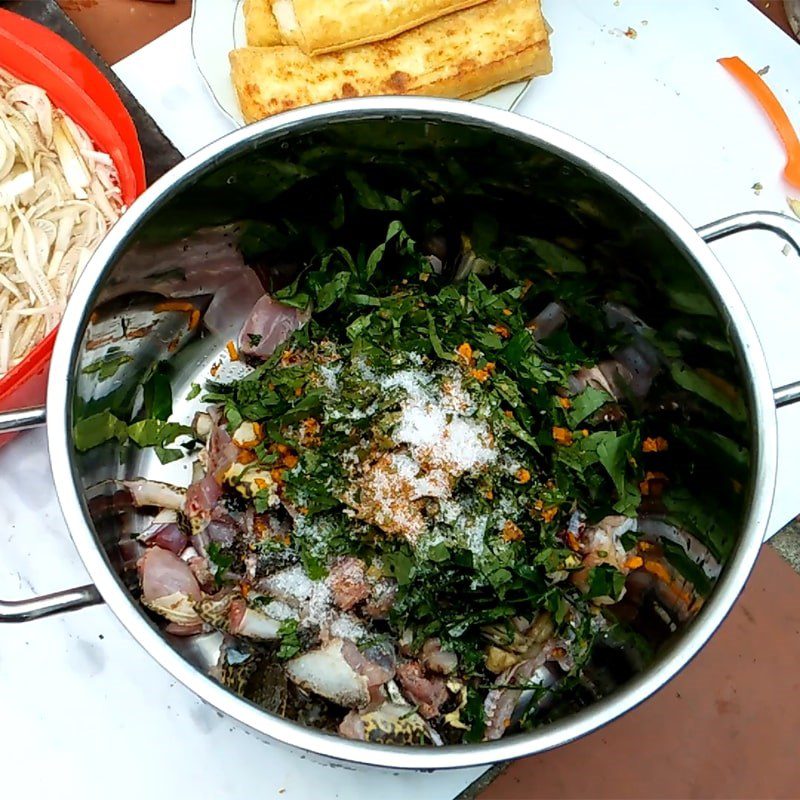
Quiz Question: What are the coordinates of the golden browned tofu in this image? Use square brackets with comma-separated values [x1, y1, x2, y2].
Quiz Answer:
[243, 0, 282, 47]
[230, 0, 552, 123]
[270, 0, 489, 56]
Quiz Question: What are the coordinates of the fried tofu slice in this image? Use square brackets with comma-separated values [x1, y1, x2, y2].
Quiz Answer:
[230, 0, 552, 123]
[269, 0, 490, 56]
[243, 0, 282, 47]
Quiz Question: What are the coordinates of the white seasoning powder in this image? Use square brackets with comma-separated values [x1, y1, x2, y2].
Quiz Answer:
[390, 369, 496, 473]
[378, 367, 433, 397]
[329, 613, 367, 641]
[457, 512, 490, 557]
[263, 564, 316, 605]
[262, 599, 298, 621]
[264, 564, 334, 626]
[390, 452, 450, 499]
[345, 366, 499, 544]
[318, 363, 341, 391]
[348, 451, 429, 540]
[306, 581, 334, 626]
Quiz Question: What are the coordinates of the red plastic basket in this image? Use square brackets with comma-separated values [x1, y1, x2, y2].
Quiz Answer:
[0, 10, 146, 446]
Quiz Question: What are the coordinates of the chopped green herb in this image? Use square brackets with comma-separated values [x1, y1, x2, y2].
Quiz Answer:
[82, 353, 133, 381]
[586, 564, 626, 601]
[276, 619, 302, 659]
[73, 411, 128, 451]
[207, 542, 234, 588]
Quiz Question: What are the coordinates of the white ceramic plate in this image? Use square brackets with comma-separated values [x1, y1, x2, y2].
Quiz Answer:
[190, 0, 532, 126]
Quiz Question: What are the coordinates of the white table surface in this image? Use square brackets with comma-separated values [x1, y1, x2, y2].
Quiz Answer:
[2, 2, 800, 799]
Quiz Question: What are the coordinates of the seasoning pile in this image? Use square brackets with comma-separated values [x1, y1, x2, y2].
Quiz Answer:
[0, 67, 123, 378]
[80, 159, 749, 744]
[229, 0, 552, 122]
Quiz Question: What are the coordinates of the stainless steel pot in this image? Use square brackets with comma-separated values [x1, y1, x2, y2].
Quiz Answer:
[2, 98, 800, 770]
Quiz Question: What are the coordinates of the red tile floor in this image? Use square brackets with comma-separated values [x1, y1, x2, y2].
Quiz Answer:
[478, 547, 800, 800]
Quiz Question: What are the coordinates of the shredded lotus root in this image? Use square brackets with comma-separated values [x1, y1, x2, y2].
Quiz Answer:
[0, 66, 124, 377]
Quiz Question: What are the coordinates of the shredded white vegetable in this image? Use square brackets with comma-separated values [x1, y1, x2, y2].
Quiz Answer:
[0, 67, 125, 378]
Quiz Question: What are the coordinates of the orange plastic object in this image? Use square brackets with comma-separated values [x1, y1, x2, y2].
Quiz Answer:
[0, 11, 146, 446]
[0, 9, 146, 196]
[718, 56, 800, 190]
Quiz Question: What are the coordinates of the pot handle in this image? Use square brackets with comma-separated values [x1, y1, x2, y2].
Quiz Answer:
[0, 405, 48, 434]
[0, 405, 104, 622]
[0, 585, 103, 623]
[697, 211, 800, 408]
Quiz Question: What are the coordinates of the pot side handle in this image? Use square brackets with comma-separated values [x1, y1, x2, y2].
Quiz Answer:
[697, 211, 800, 408]
[0, 585, 103, 623]
[0, 405, 104, 622]
[0, 405, 48, 433]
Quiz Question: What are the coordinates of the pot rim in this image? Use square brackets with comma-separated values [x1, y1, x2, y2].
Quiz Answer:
[46, 96, 776, 770]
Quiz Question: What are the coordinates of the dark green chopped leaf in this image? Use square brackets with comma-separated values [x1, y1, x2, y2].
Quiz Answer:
[486, 566, 513, 589]
[612, 482, 641, 516]
[128, 421, 163, 447]
[301, 552, 327, 581]
[497, 410, 540, 452]
[669, 363, 746, 421]
[364, 220, 406, 280]
[554, 431, 605, 474]
[73, 411, 128, 451]
[462, 687, 487, 743]
[316, 271, 351, 311]
[501, 329, 538, 373]
[154, 445, 186, 465]
[346, 313, 373, 340]
[278, 290, 312, 310]
[284, 471, 340, 515]
[186, 383, 201, 400]
[620, 531, 638, 551]
[207, 542, 234, 588]
[82, 353, 133, 381]
[427, 312, 455, 361]
[566, 387, 613, 426]
[321, 246, 357, 274]
[524, 237, 586, 273]
[534, 547, 573, 574]
[274, 273, 312, 309]
[586, 564, 626, 600]
[127, 420, 194, 464]
[225, 401, 243, 431]
[671, 426, 749, 477]
[142, 367, 173, 421]
[663, 488, 736, 561]
[492, 373, 524, 409]
[666, 287, 717, 317]
[596, 430, 639, 498]
[276, 618, 302, 659]
[660, 539, 712, 597]
[542, 587, 570, 624]
[472, 330, 504, 351]
[253, 488, 275, 514]
[347, 293, 382, 307]
[383, 549, 415, 586]
[346, 171, 402, 211]
[427, 541, 450, 562]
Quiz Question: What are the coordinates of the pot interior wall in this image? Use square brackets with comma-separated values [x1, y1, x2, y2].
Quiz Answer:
[66, 112, 753, 737]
